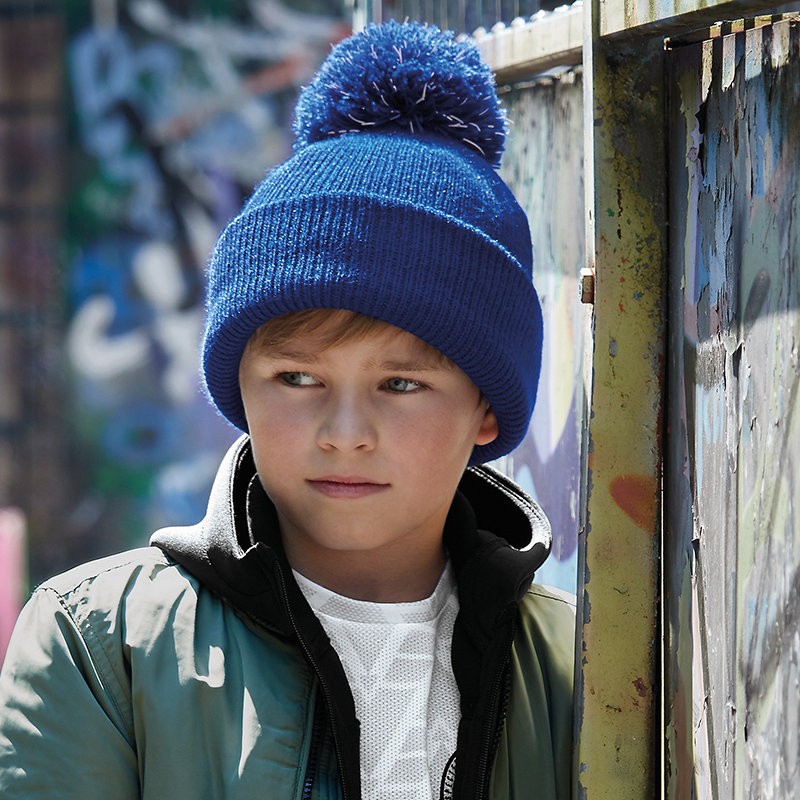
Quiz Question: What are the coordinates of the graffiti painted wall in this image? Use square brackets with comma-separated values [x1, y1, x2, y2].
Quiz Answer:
[665, 18, 800, 798]
[498, 70, 586, 593]
[49, 1, 347, 581]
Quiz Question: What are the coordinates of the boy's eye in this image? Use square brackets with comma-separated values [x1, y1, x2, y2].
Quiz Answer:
[383, 377, 423, 393]
[280, 372, 319, 386]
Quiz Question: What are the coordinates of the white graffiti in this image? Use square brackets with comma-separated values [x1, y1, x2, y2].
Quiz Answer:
[67, 239, 203, 406]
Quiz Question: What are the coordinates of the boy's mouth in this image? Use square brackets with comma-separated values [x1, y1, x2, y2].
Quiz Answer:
[307, 476, 389, 499]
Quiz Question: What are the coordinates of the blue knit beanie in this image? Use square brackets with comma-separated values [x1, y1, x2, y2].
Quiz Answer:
[203, 20, 543, 465]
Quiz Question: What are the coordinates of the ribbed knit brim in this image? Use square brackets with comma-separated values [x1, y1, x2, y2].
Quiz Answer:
[203, 131, 542, 464]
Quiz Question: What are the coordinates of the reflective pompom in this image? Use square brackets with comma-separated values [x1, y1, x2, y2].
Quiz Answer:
[293, 20, 506, 167]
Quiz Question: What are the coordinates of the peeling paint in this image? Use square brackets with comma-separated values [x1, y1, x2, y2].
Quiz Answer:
[665, 17, 800, 799]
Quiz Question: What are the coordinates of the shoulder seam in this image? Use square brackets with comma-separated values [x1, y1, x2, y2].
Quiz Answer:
[37, 547, 170, 597]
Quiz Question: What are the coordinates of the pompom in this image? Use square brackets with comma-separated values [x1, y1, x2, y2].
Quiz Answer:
[293, 20, 506, 167]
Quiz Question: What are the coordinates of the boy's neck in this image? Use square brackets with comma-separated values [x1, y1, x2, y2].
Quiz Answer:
[283, 537, 448, 603]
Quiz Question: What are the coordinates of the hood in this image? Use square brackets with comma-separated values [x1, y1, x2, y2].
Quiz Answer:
[151, 435, 552, 639]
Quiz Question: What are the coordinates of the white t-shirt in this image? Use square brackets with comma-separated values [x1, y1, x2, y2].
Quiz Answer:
[293, 564, 460, 800]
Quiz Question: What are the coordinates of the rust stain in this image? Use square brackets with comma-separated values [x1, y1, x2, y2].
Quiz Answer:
[633, 677, 648, 698]
[609, 474, 657, 531]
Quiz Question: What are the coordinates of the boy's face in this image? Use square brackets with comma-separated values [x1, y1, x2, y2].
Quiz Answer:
[239, 315, 498, 587]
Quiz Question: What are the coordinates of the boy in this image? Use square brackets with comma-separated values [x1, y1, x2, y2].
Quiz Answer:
[0, 20, 575, 800]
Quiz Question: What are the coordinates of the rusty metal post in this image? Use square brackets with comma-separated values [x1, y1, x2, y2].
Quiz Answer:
[574, 0, 667, 795]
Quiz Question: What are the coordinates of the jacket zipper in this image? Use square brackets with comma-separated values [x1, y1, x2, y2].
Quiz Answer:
[301, 696, 325, 800]
[470, 619, 517, 800]
[274, 565, 353, 800]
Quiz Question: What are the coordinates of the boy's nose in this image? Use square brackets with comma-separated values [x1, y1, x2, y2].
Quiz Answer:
[316, 394, 377, 452]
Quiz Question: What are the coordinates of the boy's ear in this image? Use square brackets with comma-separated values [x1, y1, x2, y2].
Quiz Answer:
[475, 406, 499, 446]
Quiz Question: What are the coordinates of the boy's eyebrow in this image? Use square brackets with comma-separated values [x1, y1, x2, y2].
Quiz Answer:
[374, 358, 442, 372]
[267, 348, 321, 363]
[266, 349, 444, 372]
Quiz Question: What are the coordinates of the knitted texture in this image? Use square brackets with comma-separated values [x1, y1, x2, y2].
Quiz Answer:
[203, 21, 543, 464]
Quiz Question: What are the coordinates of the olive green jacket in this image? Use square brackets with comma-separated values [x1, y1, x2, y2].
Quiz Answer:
[0, 438, 575, 799]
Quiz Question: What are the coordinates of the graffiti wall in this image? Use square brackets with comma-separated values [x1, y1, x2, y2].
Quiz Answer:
[498, 70, 586, 593]
[665, 18, 800, 798]
[51, 1, 347, 580]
